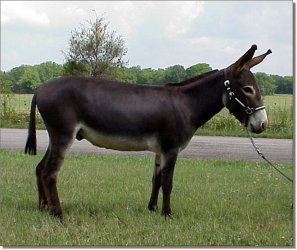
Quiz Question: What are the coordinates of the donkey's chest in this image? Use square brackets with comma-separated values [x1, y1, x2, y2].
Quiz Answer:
[78, 124, 161, 152]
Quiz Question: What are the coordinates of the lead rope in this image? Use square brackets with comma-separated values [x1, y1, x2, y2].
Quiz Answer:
[223, 69, 293, 183]
[246, 128, 293, 183]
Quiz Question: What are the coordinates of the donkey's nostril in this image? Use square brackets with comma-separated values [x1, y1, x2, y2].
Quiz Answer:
[261, 121, 267, 130]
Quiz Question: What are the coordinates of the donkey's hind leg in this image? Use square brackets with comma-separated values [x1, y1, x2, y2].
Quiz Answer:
[36, 148, 50, 210]
[148, 154, 161, 212]
[42, 132, 74, 218]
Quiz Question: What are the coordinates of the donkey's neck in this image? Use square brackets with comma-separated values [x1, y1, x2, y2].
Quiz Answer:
[180, 70, 226, 129]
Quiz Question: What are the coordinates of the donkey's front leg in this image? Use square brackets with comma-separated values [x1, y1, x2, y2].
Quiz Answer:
[160, 150, 178, 217]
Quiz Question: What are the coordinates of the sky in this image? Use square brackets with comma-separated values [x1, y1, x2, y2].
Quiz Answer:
[1, 1, 293, 76]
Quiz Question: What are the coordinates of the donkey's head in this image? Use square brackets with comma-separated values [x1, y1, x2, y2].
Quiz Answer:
[223, 45, 271, 133]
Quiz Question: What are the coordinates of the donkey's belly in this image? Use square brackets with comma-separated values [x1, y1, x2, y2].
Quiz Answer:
[78, 124, 160, 152]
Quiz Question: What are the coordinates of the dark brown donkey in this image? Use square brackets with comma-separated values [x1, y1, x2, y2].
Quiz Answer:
[25, 45, 271, 218]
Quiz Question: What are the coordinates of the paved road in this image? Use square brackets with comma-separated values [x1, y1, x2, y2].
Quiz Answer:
[0, 128, 293, 163]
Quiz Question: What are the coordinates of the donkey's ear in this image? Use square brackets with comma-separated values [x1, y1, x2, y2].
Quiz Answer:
[234, 45, 258, 68]
[244, 49, 272, 69]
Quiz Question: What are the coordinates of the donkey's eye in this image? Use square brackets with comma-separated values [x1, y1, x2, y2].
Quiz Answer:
[242, 86, 255, 95]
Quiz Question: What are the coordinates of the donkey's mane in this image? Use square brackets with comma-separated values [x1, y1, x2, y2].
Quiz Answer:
[166, 69, 219, 87]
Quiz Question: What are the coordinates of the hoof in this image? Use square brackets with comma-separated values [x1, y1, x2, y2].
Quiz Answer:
[50, 207, 63, 220]
[38, 201, 48, 211]
[148, 203, 158, 212]
[161, 210, 172, 219]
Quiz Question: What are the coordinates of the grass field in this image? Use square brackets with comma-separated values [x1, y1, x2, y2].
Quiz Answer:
[0, 149, 293, 246]
[198, 94, 293, 138]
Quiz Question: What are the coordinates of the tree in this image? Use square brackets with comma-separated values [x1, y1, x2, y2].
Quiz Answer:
[150, 68, 166, 84]
[4, 62, 62, 94]
[271, 75, 293, 94]
[164, 65, 186, 83]
[254, 72, 276, 96]
[0, 71, 13, 93]
[185, 63, 212, 79]
[36, 61, 63, 83]
[9, 65, 26, 83]
[12, 66, 40, 93]
[63, 17, 128, 78]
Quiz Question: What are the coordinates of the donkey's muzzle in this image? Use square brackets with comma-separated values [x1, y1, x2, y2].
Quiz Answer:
[247, 109, 268, 134]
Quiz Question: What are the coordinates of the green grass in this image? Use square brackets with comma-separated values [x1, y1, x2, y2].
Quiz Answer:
[196, 94, 293, 138]
[0, 94, 44, 129]
[0, 94, 293, 138]
[0, 149, 293, 246]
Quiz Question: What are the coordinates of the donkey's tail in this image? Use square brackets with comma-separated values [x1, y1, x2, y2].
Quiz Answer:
[25, 93, 37, 155]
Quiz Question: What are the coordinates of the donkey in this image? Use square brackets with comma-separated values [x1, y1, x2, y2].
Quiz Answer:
[25, 45, 271, 218]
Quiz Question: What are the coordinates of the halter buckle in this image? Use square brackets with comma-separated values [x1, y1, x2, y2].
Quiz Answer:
[224, 80, 230, 87]
[245, 107, 254, 115]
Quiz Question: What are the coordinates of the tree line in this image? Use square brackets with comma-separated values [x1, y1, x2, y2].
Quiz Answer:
[0, 61, 292, 95]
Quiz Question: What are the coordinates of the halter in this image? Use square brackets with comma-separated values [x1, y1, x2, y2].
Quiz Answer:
[223, 79, 266, 115]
